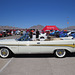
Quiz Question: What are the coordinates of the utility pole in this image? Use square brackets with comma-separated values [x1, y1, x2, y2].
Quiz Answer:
[67, 17, 69, 30]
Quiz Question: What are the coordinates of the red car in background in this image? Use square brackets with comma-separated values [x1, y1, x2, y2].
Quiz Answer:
[0, 31, 3, 37]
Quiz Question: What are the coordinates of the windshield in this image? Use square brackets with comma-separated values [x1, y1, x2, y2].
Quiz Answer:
[18, 33, 30, 41]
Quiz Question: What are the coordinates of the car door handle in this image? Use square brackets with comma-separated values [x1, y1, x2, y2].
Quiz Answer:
[37, 42, 40, 44]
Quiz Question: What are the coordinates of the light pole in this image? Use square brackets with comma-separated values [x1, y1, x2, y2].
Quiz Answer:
[67, 17, 69, 30]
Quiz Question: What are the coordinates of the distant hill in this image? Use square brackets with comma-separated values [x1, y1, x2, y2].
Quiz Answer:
[0, 25, 75, 31]
[29, 25, 44, 30]
[63, 26, 75, 30]
[0, 26, 21, 30]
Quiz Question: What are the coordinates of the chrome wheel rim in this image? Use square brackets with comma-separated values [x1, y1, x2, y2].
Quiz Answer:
[56, 49, 66, 58]
[0, 48, 9, 58]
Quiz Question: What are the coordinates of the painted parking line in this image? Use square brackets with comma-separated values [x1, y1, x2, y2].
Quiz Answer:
[0, 58, 13, 73]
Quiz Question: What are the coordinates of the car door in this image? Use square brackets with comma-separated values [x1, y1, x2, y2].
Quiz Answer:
[28, 41, 41, 53]
[18, 41, 42, 54]
[18, 41, 30, 53]
[28, 41, 51, 53]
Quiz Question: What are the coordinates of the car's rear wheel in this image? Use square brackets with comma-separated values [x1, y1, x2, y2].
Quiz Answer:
[0, 48, 10, 58]
[55, 49, 66, 58]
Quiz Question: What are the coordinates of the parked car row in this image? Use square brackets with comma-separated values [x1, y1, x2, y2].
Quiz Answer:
[49, 30, 75, 38]
[0, 31, 3, 37]
[0, 30, 12, 37]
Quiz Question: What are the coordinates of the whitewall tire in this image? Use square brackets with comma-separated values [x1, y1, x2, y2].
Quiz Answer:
[55, 49, 66, 58]
[0, 48, 10, 58]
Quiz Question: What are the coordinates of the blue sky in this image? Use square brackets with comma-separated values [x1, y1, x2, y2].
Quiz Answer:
[0, 0, 75, 28]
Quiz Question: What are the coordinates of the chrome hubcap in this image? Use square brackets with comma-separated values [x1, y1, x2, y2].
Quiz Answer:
[1, 49, 8, 56]
[57, 50, 64, 56]
[0, 48, 9, 58]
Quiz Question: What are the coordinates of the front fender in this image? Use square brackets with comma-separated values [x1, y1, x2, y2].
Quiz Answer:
[0, 45, 19, 54]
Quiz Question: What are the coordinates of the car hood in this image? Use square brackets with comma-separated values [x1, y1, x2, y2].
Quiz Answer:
[0, 39, 18, 45]
[0, 39, 16, 41]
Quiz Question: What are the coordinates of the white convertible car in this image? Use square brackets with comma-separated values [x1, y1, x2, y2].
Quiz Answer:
[0, 34, 75, 58]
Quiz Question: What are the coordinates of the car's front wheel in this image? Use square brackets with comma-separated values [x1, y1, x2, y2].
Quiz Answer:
[55, 49, 66, 58]
[0, 48, 10, 58]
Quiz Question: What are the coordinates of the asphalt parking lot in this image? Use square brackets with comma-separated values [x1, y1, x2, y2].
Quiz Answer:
[0, 35, 75, 75]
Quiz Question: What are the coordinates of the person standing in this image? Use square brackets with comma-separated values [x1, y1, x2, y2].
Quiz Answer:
[36, 29, 39, 38]
[30, 30, 33, 40]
